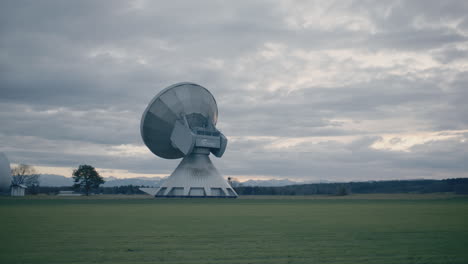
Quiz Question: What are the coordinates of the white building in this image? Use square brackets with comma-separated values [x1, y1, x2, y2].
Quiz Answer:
[11, 184, 27, 196]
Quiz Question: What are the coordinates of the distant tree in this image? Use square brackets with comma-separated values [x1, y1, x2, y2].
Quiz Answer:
[72, 165, 105, 196]
[11, 164, 40, 194]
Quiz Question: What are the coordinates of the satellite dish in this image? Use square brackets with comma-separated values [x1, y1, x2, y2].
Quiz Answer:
[140, 82, 237, 198]
[0, 152, 12, 193]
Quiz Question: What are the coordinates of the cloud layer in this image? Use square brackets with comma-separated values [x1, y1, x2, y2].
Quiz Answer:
[1, 0, 467, 180]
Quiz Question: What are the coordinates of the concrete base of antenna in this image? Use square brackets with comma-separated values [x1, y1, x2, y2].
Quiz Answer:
[140, 149, 238, 198]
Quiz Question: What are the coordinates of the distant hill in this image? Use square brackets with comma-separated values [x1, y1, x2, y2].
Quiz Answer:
[39, 174, 73, 186]
[102, 176, 165, 187]
[238, 179, 326, 187]
[38, 174, 313, 187]
[39, 174, 165, 187]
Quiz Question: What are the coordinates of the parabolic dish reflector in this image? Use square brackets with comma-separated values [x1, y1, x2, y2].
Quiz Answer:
[141, 82, 219, 159]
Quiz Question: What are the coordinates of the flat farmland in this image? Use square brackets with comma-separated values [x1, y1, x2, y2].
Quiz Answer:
[0, 194, 467, 264]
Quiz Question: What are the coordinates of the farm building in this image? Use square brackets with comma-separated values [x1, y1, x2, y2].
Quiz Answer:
[11, 184, 27, 196]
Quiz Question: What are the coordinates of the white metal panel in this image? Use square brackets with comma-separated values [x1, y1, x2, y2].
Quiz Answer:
[154, 152, 237, 197]
[139, 188, 160, 196]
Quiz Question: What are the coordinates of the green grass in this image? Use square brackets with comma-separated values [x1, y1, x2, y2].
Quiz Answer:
[0, 194, 467, 264]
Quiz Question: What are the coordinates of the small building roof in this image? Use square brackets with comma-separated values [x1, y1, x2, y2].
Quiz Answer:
[11, 184, 27, 189]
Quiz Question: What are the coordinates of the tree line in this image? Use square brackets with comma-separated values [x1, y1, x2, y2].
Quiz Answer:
[37, 185, 145, 195]
[32, 178, 468, 196]
[12, 163, 468, 196]
[232, 178, 468, 196]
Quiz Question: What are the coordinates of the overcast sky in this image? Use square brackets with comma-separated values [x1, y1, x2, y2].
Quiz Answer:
[1, 0, 467, 181]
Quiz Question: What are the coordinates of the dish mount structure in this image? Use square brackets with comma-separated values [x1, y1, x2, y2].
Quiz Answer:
[139, 82, 237, 198]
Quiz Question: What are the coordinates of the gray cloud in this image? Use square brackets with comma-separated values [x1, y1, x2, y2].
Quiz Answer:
[1, 0, 467, 181]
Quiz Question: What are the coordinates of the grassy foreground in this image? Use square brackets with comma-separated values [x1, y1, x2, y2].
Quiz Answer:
[0, 194, 467, 264]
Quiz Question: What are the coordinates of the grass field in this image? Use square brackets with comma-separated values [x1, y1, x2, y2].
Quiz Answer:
[0, 194, 467, 264]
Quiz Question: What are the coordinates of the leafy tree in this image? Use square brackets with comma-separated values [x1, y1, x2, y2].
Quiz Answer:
[72, 165, 105, 196]
[11, 164, 40, 194]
